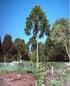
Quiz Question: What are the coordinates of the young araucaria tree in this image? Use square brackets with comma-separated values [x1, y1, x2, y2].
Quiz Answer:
[24, 5, 50, 69]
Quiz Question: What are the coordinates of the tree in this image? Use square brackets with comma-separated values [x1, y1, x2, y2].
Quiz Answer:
[0, 36, 3, 62]
[47, 18, 69, 61]
[8, 44, 18, 62]
[14, 38, 24, 61]
[2, 34, 13, 62]
[45, 37, 68, 61]
[14, 38, 29, 61]
[14, 38, 25, 52]
[24, 5, 50, 68]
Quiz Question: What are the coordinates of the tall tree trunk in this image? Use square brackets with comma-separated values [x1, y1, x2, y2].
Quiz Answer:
[69, 28, 70, 61]
[19, 53, 22, 63]
[4, 56, 6, 65]
[18, 52, 22, 63]
[64, 39, 70, 61]
[51, 66, 53, 75]
[36, 35, 39, 70]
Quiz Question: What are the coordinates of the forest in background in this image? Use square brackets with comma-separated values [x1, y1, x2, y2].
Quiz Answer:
[0, 6, 69, 62]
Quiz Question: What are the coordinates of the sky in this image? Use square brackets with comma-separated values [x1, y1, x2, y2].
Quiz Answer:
[0, 0, 69, 43]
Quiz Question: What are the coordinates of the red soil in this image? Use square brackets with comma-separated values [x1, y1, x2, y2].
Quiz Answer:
[0, 73, 36, 86]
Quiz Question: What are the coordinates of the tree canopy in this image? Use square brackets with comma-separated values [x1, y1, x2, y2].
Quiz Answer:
[25, 5, 50, 37]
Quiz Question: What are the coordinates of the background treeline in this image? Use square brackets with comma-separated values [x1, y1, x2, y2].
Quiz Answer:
[0, 35, 30, 62]
[0, 6, 69, 62]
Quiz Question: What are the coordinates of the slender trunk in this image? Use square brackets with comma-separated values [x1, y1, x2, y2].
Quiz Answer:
[64, 36, 70, 61]
[64, 38, 68, 52]
[19, 53, 22, 63]
[51, 66, 53, 75]
[4, 56, 6, 65]
[35, 80, 37, 86]
[69, 27, 70, 61]
[36, 35, 39, 70]
[18, 52, 22, 63]
[18, 52, 21, 63]
[68, 54, 70, 61]
[60, 32, 70, 61]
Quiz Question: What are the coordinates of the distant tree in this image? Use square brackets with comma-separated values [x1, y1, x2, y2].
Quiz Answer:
[8, 44, 18, 62]
[2, 34, 13, 62]
[24, 5, 50, 68]
[0, 37, 3, 62]
[45, 42, 69, 61]
[14, 38, 30, 61]
[14, 38, 25, 52]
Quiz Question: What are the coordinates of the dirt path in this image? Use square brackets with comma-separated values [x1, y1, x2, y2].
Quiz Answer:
[0, 73, 36, 86]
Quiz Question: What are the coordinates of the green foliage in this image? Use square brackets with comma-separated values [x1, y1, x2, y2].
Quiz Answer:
[25, 5, 50, 37]
[2, 34, 14, 62]
[8, 44, 18, 61]
[29, 50, 37, 62]
[1, 35, 30, 62]
[46, 80, 62, 86]
[38, 42, 46, 62]
[45, 18, 69, 62]
[45, 62, 66, 69]
[45, 45, 69, 61]
[14, 38, 25, 53]
[50, 18, 69, 54]
[30, 43, 46, 62]
[35, 63, 46, 86]
[14, 38, 30, 61]
[0, 37, 3, 62]
[2, 34, 13, 56]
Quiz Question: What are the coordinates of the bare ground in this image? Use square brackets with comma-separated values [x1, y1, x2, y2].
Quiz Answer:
[0, 73, 36, 86]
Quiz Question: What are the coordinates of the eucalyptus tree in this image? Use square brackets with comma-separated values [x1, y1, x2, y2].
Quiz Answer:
[24, 5, 50, 69]
[50, 18, 70, 61]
